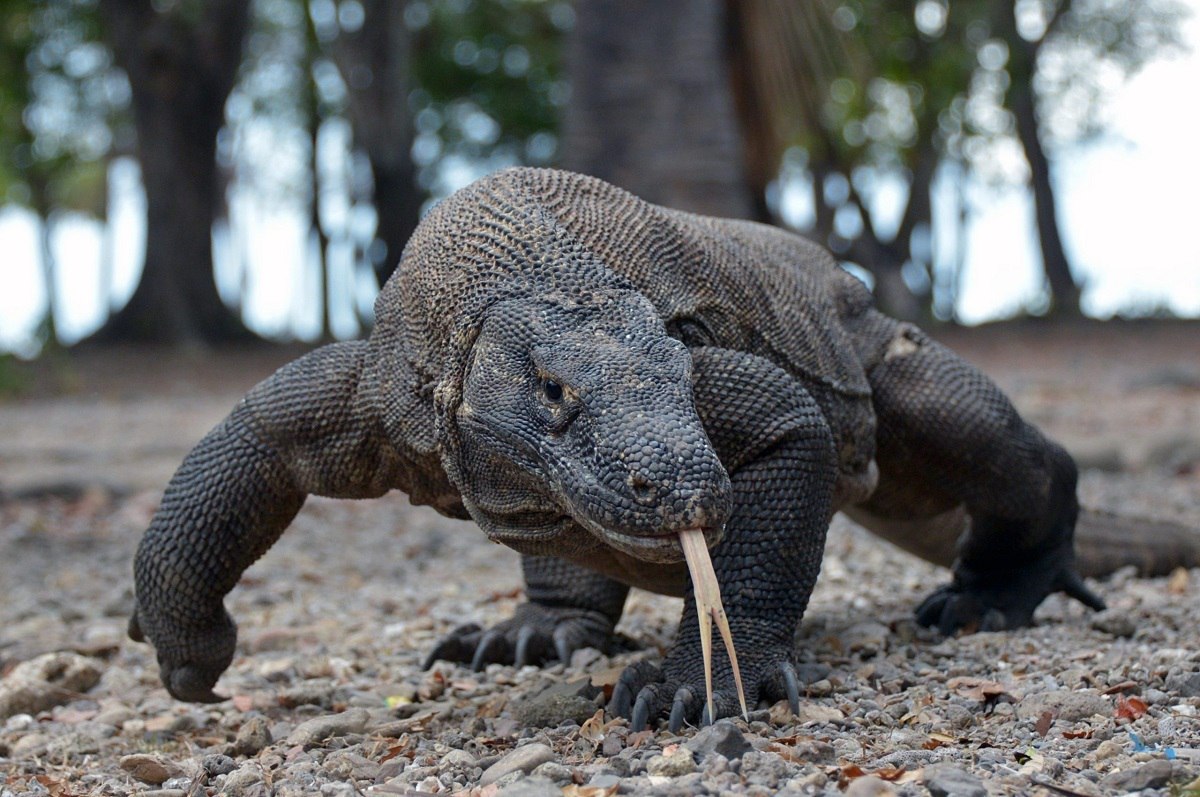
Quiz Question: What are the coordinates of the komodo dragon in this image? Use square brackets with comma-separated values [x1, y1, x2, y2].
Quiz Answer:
[128, 167, 1200, 730]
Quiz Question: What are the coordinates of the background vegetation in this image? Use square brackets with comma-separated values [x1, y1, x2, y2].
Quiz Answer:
[0, 0, 1190, 351]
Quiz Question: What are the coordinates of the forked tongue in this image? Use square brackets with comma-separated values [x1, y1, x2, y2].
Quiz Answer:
[678, 528, 749, 723]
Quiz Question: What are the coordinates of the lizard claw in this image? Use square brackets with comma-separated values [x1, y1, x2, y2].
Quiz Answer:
[916, 540, 1105, 634]
[423, 604, 617, 670]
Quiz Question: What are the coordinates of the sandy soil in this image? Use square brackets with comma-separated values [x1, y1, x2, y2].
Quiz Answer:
[0, 321, 1198, 796]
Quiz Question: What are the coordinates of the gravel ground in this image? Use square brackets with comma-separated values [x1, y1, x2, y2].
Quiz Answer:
[1, 322, 1199, 796]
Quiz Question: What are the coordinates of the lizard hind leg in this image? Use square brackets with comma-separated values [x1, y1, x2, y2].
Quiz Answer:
[857, 320, 1104, 633]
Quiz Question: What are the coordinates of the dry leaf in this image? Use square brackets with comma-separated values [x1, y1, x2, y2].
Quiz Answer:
[578, 709, 609, 745]
[1063, 728, 1094, 739]
[923, 732, 957, 749]
[1115, 695, 1148, 721]
[1035, 710, 1055, 737]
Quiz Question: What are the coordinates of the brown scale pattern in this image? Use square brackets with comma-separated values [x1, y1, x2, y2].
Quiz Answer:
[133, 167, 1103, 728]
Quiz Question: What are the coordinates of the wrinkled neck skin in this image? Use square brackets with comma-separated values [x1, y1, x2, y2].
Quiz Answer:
[437, 287, 733, 568]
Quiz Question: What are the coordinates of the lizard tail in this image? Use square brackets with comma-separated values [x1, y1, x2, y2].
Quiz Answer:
[1074, 508, 1200, 579]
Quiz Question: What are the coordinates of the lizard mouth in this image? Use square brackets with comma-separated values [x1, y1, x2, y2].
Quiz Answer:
[594, 524, 723, 563]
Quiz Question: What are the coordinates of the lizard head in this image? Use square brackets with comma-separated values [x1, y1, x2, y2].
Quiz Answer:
[447, 288, 732, 563]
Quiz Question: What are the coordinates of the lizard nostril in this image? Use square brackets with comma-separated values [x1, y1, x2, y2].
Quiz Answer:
[628, 472, 657, 503]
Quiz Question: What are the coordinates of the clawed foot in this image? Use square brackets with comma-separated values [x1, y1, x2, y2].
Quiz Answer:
[423, 603, 620, 670]
[916, 542, 1105, 635]
[128, 602, 236, 703]
[610, 654, 801, 732]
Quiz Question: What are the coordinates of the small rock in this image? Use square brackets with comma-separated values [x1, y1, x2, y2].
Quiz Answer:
[795, 703, 845, 725]
[232, 715, 273, 756]
[440, 748, 478, 770]
[203, 753, 237, 776]
[1091, 610, 1136, 638]
[845, 776, 898, 796]
[515, 678, 600, 727]
[495, 775, 562, 797]
[924, 765, 987, 797]
[1017, 690, 1109, 723]
[646, 745, 696, 777]
[285, 707, 368, 746]
[531, 761, 575, 783]
[219, 762, 264, 795]
[842, 622, 890, 655]
[1166, 670, 1200, 698]
[119, 753, 184, 785]
[138, 791, 186, 797]
[10, 732, 50, 758]
[480, 743, 557, 785]
[587, 773, 623, 789]
[1099, 759, 1175, 792]
[685, 720, 752, 761]
[0, 652, 103, 719]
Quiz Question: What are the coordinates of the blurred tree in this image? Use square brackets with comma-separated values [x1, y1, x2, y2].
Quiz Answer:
[729, 0, 1187, 319]
[328, 0, 419, 287]
[93, 0, 252, 344]
[0, 0, 126, 345]
[561, 0, 754, 219]
[408, 0, 567, 198]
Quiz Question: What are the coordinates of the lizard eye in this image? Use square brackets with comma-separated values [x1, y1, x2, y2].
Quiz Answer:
[542, 378, 564, 404]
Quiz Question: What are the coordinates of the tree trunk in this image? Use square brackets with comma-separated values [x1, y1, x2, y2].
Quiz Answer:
[1011, 82, 1080, 315]
[997, 5, 1081, 317]
[561, 0, 754, 218]
[333, 0, 420, 289]
[91, 0, 252, 345]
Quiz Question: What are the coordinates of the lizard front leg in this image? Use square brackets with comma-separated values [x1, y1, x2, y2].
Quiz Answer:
[612, 347, 838, 730]
[130, 341, 415, 702]
[424, 555, 630, 669]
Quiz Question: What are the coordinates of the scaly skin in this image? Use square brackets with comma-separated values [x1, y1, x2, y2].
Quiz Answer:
[132, 167, 1123, 726]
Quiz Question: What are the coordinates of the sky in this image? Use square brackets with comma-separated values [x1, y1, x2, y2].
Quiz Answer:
[1, 7, 1199, 354]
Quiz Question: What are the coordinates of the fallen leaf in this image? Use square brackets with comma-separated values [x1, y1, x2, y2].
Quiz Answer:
[1063, 728, 1094, 739]
[1035, 710, 1055, 737]
[578, 709, 609, 745]
[923, 732, 957, 749]
[1115, 695, 1148, 721]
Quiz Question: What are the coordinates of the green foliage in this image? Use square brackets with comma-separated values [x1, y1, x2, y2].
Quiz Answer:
[0, 0, 129, 214]
[408, 0, 570, 195]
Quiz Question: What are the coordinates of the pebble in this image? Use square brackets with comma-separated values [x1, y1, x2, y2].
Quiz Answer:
[220, 762, 265, 795]
[646, 746, 696, 777]
[845, 776, 898, 796]
[685, 720, 752, 760]
[924, 764, 987, 797]
[232, 715, 273, 756]
[1090, 609, 1136, 637]
[530, 761, 575, 783]
[285, 708, 368, 746]
[1098, 759, 1176, 792]
[1017, 690, 1110, 722]
[0, 652, 103, 718]
[119, 753, 183, 785]
[1166, 670, 1200, 698]
[495, 775, 563, 797]
[480, 743, 557, 785]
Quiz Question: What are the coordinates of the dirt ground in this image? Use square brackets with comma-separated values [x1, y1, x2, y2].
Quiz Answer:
[1, 320, 1198, 796]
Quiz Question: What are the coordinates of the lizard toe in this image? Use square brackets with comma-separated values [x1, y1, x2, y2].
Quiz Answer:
[422, 623, 483, 669]
[759, 660, 802, 717]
